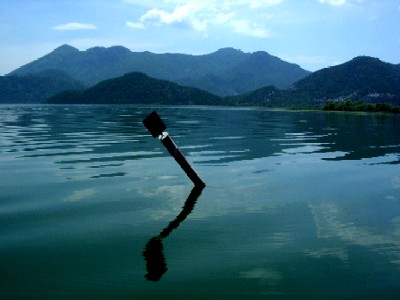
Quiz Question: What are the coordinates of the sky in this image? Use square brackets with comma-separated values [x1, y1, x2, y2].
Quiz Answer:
[0, 0, 399, 75]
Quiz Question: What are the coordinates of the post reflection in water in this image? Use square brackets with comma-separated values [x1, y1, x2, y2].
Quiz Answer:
[142, 185, 205, 281]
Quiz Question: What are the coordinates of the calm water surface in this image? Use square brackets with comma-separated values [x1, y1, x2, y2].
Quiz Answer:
[1, 105, 399, 299]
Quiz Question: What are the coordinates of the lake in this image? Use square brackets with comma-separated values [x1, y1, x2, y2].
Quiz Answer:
[1, 105, 399, 299]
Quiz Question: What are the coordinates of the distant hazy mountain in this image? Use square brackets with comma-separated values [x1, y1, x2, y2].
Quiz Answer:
[47, 72, 220, 105]
[9, 45, 310, 96]
[0, 70, 85, 103]
[176, 50, 310, 95]
[233, 56, 400, 107]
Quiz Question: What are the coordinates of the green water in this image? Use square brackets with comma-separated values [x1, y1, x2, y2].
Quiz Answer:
[1, 105, 399, 299]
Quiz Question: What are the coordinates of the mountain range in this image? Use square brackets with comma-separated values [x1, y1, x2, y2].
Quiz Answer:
[1, 45, 399, 107]
[7, 45, 310, 97]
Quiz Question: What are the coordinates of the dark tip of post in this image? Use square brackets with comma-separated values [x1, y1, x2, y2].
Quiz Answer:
[143, 111, 167, 138]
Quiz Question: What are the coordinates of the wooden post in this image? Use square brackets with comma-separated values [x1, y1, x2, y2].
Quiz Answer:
[143, 111, 205, 187]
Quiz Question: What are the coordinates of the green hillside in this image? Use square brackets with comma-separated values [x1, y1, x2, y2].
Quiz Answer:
[47, 72, 220, 105]
[293, 56, 400, 101]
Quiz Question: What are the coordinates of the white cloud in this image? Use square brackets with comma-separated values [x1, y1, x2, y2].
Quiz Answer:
[139, 2, 236, 31]
[249, 0, 283, 8]
[126, 21, 145, 30]
[221, 0, 283, 9]
[140, 4, 199, 26]
[318, 0, 367, 8]
[231, 19, 271, 38]
[52, 22, 97, 31]
[133, 0, 278, 38]
[318, 0, 347, 5]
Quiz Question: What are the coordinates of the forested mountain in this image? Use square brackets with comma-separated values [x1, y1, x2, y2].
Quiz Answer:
[232, 56, 400, 107]
[293, 56, 400, 101]
[177, 51, 309, 96]
[9, 45, 310, 96]
[47, 72, 220, 105]
[0, 70, 85, 103]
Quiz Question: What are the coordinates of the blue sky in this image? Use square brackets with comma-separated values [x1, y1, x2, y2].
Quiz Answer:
[1, 0, 399, 75]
